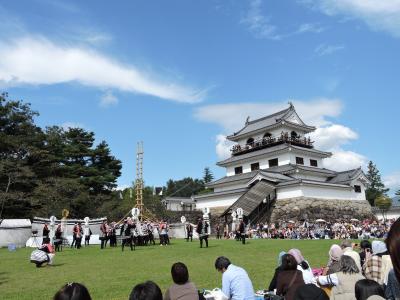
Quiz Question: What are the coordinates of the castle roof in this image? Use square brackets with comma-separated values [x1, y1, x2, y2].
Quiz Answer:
[227, 103, 316, 141]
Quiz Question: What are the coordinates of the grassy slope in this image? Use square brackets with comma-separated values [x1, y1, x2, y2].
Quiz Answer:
[0, 239, 336, 300]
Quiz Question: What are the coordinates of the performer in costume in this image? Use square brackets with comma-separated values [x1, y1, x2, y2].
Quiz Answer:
[238, 219, 246, 245]
[185, 222, 193, 242]
[100, 219, 108, 249]
[215, 223, 221, 239]
[75, 222, 83, 249]
[121, 219, 135, 251]
[84, 226, 92, 246]
[54, 224, 63, 252]
[196, 217, 209, 248]
[159, 220, 168, 246]
[147, 223, 156, 245]
[71, 222, 78, 248]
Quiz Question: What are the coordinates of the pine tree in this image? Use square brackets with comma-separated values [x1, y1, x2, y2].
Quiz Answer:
[203, 167, 214, 183]
[365, 161, 389, 206]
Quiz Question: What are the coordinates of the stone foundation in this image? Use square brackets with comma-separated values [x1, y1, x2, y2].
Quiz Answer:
[270, 197, 373, 222]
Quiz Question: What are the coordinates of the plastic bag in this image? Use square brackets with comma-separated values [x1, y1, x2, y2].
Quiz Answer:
[203, 288, 229, 300]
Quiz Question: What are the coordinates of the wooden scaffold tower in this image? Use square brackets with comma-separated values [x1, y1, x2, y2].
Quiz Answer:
[135, 141, 144, 213]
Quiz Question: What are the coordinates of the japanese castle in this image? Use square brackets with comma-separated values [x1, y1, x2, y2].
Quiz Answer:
[194, 103, 372, 223]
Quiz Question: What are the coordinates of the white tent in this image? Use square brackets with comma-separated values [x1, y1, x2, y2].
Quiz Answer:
[0, 219, 32, 248]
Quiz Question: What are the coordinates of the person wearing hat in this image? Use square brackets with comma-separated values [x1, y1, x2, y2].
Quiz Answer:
[363, 241, 393, 285]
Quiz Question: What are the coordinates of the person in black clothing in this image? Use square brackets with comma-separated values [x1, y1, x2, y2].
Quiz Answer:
[42, 223, 51, 244]
[147, 223, 156, 245]
[238, 220, 246, 244]
[185, 222, 193, 242]
[196, 217, 209, 248]
[359, 240, 372, 267]
[121, 220, 135, 251]
[54, 224, 63, 252]
[215, 224, 221, 239]
[42, 223, 50, 238]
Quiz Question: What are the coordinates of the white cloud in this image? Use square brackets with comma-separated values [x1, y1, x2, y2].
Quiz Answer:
[303, 0, 400, 37]
[322, 150, 368, 171]
[100, 91, 118, 107]
[195, 99, 367, 170]
[297, 23, 325, 33]
[240, 0, 281, 40]
[310, 124, 358, 150]
[216, 134, 234, 160]
[315, 44, 345, 56]
[240, 1, 326, 40]
[0, 36, 206, 103]
[384, 171, 400, 193]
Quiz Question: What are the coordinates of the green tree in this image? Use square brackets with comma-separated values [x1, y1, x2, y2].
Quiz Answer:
[0, 93, 122, 218]
[165, 177, 205, 197]
[0, 93, 43, 218]
[375, 195, 392, 220]
[203, 167, 214, 183]
[365, 161, 389, 206]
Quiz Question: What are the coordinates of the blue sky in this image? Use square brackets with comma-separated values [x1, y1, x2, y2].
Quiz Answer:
[0, 0, 399, 194]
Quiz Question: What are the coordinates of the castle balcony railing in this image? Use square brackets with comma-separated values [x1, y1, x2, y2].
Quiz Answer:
[231, 133, 313, 156]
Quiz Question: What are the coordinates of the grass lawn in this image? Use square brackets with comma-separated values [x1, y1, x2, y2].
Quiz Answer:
[0, 238, 338, 300]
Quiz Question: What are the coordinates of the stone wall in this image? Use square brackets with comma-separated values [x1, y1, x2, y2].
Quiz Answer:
[270, 197, 373, 222]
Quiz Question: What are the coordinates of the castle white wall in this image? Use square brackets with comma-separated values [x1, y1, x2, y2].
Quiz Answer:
[196, 194, 240, 209]
[226, 152, 323, 177]
[277, 184, 367, 201]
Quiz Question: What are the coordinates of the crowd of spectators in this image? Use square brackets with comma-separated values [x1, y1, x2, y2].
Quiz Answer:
[50, 218, 400, 300]
[248, 219, 394, 240]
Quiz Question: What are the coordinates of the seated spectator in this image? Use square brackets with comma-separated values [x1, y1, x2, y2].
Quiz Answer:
[130, 281, 162, 300]
[385, 269, 400, 300]
[214, 256, 254, 300]
[359, 240, 372, 267]
[340, 240, 362, 272]
[355, 279, 385, 300]
[387, 218, 400, 281]
[268, 251, 286, 291]
[363, 241, 393, 285]
[317, 255, 364, 300]
[53, 282, 92, 300]
[164, 262, 198, 300]
[276, 254, 305, 300]
[293, 284, 329, 300]
[288, 249, 315, 285]
[326, 244, 343, 275]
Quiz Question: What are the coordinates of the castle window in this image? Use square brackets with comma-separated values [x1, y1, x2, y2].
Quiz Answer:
[246, 138, 254, 145]
[296, 157, 304, 165]
[354, 185, 362, 193]
[268, 158, 278, 168]
[234, 166, 243, 175]
[264, 132, 272, 138]
[251, 162, 260, 171]
[310, 159, 318, 167]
